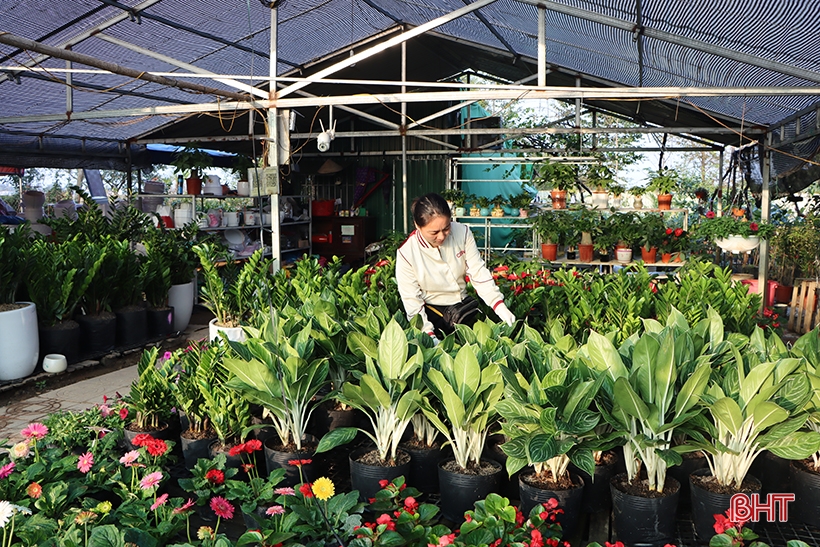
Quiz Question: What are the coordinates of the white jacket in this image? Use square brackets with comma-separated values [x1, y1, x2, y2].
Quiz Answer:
[396, 221, 504, 333]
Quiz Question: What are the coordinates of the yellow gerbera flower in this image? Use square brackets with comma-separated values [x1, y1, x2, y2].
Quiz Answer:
[311, 477, 335, 501]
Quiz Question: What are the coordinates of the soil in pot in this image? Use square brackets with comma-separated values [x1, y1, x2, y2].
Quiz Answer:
[519, 471, 584, 537]
[610, 473, 680, 547]
[76, 311, 116, 357]
[789, 458, 820, 525]
[571, 450, 618, 513]
[115, 305, 147, 349]
[438, 458, 502, 523]
[350, 447, 412, 503]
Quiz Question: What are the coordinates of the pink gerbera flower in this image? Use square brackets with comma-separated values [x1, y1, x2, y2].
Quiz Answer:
[274, 487, 295, 496]
[209, 496, 234, 520]
[21, 423, 48, 440]
[266, 505, 285, 516]
[119, 450, 140, 466]
[77, 452, 94, 473]
[151, 493, 169, 510]
[140, 471, 163, 490]
[173, 498, 196, 514]
[0, 461, 15, 479]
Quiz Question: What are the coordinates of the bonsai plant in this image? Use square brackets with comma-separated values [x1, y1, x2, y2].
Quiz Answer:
[630, 185, 647, 209]
[475, 195, 492, 216]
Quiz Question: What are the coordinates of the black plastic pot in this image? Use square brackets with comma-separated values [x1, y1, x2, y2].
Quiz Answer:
[401, 443, 444, 494]
[750, 450, 790, 497]
[115, 305, 147, 349]
[146, 307, 174, 339]
[572, 451, 618, 513]
[689, 468, 761, 541]
[519, 472, 584, 537]
[180, 430, 217, 469]
[76, 312, 116, 357]
[610, 473, 679, 547]
[350, 447, 412, 503]
[437, 458, 502, 522]
[483, 435, 519, 500]
[667, 451, 708, 511]
[39, 320, 80, 366]
[598, 252, 610, 263]
[789, 460, 820, 525]
[264, 436, 318, 486]
[123, 421, 173, 451]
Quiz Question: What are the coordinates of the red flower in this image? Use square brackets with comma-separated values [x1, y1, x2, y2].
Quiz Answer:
[665, 228, 673, 235]
[514, 507, 525, 526]
[713, 513, 733, 534]
[146, 438, 168, 457]
[375, 259, 390, 267]
[543, 498, 559, 510]
[119, 408, 128, 420]
[205, 469, 225, 485]
[241, 463, 255, 474]
[403, 496, 418, 512]
[210, 496, 234, 519]
[706, 211, 716, 219]
[750, 222, 759, 232]
[245, 439, 262, 452]
[493, 265, 509, 272]
[132, 434, 154, 447]
[674, 228, 683, 237]
[376, 514, 393, 525]
[530, 529, 544, 547]
[378, 479, 389, 488]
[288, 459, 312, 466]
[299, 483, 314, 498]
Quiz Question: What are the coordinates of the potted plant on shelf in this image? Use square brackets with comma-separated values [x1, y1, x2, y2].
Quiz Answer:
[490, 194, 506, 217]
[637, 213, 667, 263]
[0, 225, 39, 381]
[610, 182, 626, 209]
[536, 161, 577, 209]
[532, 210, 570, 261]
[171, 144, 213, 196]
[647, 167, 679, 210]
[508, 191, 533, 217]
[608, 212, 639, 263]
[659, 225, 688, 262]
[572, 207, 598, 263]
[441, 188, 467, 216]
[585, 164, 615, 209]
[232, 154, 256, 196]
[695, 211, 776, 254]
[315, 318, 422, 501]
[630, 185, 647, 209]
[75, 238, 121, 357]
[475, 195, 492, 216]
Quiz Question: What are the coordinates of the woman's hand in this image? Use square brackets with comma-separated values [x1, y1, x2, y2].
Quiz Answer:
[494, 302, 516, 327]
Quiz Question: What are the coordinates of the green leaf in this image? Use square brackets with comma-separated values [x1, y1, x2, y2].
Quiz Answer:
[751, 402, 788, 434]
[379, 319, 408, 379]
[527, 434, 557, 463]
[613, 377, 650, 422]
[501, 437, 528, 459]
[88, 526, 125, 547]
[675, 362, 710, 417]
[453, 344, 480, 401]
[315, 427, 358, 454]
[766, 431, 820, 459]
[709, 533, 733, 547]
[710, 397, 743, 435]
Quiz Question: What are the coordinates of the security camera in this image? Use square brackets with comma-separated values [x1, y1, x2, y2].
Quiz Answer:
[317, 131, 331, 152]
[317, 119, 336, 152]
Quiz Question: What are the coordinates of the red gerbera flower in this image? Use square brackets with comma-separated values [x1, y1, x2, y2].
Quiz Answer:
[210, 496, 234, 520]
[299, 483, 314, 498]
[229, 443, 245, 457]
[205, 469, 225, 485]
[132, 434, 154, 447]
[146, 438, 168, 457]
[244, 439, 262, 452]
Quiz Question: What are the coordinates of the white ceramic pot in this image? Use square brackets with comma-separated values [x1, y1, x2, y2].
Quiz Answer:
[237, 179, 250, 197]
[715, 235, 760, 254]
[168, 281, 195, 332]
[224, 212, 239, 227]
[208, 318, 246, 343]
[615, 248, 633, 263]
[0, 302, 39, 381]
[174, 207, 193, 227]
[591, 191, 610, 209]
[42, 353, 67, 374]
[244, 212, 256, 226]
[55, 199, 78, 220]
[22, 190, 45, 210]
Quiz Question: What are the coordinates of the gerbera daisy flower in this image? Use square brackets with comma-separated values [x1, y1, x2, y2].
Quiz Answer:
[209, 496, 234, 520]
[10, 442, 30, 460]
[311, 477, 335, 501]
[140, 471, 163, 490]
[0, 501, 14, 528]
[119, 450, 140, 466]
[151, 493, 169, 510]
[274, 487, 295, 496]
[21, 423, 48, 440]
[74, 511, 97, 525]
[145, 439, 168, 457]
[26, 482, 42, 499]
[205, 469, 224, 485]
[0, 462, 14, 479]
[173, 498, 196, 514]
[266, 505, 285, 516]
[197, 526, 214, 540]
[95, 501, 112, 514]
[244, 439, 262, 452]
[77, 452, 94, 473]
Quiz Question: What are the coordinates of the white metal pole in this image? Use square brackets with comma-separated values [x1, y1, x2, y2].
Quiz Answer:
[758, 136, 772, 312]
[402, 41, 408, 234]
[268, 6, 281, 273]
[538, 6, 546, 87]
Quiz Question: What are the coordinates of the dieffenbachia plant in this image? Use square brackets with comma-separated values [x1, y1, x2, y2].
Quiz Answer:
[584, 313, 711, 493]
[316, 318, 423, 464]
[221, 311, 330, 451]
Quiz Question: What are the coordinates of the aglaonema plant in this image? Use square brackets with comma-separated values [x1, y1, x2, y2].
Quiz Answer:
[221, 311, 330, 451]
[316, 318, 423, 464]
[689, 323, 820, 489]
[584, 310, 712, 493]
[420, 322, 505, 471]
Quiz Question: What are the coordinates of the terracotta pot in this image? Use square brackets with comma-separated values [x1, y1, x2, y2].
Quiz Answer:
[185, 176, 202, 195]
[550, 190, 567, 209]
[578, 244, 594, 263]
[661, 252, 672, 263]
[641, 246, 658, 263]
[541, 243, 558, 261]
[657, 193, 673, 210]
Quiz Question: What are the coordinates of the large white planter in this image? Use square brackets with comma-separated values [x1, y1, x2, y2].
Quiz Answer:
[591, 191, 609, 209]
[0, 302, 39, 380]
[208, 318, 246, 343]
[715, 235, 760, 254]
[168, 281, 195, 332]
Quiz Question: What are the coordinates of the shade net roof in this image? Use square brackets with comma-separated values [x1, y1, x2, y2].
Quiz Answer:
[1, 0, 819, 173]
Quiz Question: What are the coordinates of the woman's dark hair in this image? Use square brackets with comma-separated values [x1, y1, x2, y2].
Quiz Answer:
[411, 193, 451, 227]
